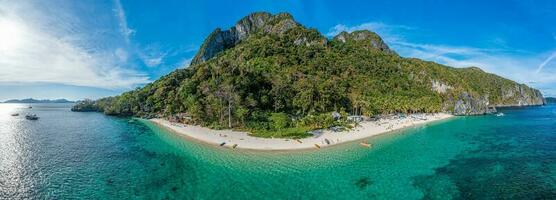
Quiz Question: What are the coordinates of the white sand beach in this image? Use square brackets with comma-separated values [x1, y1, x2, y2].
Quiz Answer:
[150, 113, 453, 151]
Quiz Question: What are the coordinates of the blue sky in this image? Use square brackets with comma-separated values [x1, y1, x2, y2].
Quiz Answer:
[1, 0, 555, 101]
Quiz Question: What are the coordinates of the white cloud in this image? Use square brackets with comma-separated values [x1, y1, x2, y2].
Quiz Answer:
[178, 57, 193, 69]
[327, 21, 556, 96]
[144, 56, 164, 67]
[326, 22, 412, 40]
[114, 0, 135, 44]
[115, 48, 128, 62]
[113, 0, 170, 68]
[535, 51, 556, 73]
[138, 46, 168, 67]
[113, 0, 199, 69]
[0, 0, 149, 89]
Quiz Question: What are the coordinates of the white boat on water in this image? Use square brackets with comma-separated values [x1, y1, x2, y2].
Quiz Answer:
[496, 113, 504, 117]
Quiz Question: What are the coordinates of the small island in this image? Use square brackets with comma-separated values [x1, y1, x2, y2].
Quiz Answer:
[545, 97, 556, 104]
[72, 12, 545, 150]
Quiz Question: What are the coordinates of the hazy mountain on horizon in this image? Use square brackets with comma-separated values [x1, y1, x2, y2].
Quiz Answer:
[545, 97, 556, 104]
[3, 98, 75, 103]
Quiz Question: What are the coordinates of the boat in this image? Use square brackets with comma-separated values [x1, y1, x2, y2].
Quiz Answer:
[496, 113, 505, 117]
[296, 139, 303, 144]
[25, 114, 39, 120]
[232, 144, 238, 149]
[360, 142, 372, 148]
[28, 106, 32, 109]
[314, 144, 321, 149]
[324, 139, 331, 145]
[219, 142, 226, 146]
[11, 113, 19, 116]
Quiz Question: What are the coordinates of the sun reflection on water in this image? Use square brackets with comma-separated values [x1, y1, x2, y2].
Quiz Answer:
[0, 103, 33, 198]
[0, 103, 22, 115]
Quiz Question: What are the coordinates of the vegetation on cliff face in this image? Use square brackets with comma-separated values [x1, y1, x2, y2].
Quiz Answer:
[72, 12, 544, 137]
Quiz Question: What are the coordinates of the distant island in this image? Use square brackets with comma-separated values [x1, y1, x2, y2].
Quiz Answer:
[72, 12, 545, 144]
[4, 98, 74, 103]
[545, 97, 556, 104]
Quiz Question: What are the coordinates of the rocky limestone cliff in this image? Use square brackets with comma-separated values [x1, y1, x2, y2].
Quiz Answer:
[191, 12, 299, 65]
[191, 13, 398, 66]
[496, 84, 546, 107]
[447, 84, 545, 115]
[451, 92, 495, 115]
[332, 30, 395, 54]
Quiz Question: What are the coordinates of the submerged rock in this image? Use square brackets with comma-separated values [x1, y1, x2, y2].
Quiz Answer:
[355, 177, 372, 190]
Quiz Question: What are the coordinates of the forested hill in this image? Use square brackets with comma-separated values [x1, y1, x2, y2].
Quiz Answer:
[72, 12, 544, 135]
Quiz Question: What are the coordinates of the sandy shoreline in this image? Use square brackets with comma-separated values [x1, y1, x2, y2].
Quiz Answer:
[149, 113, 453, 151]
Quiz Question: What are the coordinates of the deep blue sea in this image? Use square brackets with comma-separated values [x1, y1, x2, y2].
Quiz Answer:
[1, 103, 555, 199]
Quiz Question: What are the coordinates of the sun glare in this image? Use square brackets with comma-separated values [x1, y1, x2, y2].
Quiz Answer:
[0, 19, 24, 52]
[0, 103, 20, 121]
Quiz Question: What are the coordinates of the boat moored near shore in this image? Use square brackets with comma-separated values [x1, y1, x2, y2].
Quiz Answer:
[360, 142, 372, 148]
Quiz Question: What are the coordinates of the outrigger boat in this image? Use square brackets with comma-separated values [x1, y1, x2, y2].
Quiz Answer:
[360, 141, 372, 148]
[11, 113, 19, 116]
[324, 139, 331, 145]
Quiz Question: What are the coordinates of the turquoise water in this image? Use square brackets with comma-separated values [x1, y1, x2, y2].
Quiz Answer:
[1, 103, 555, 199]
